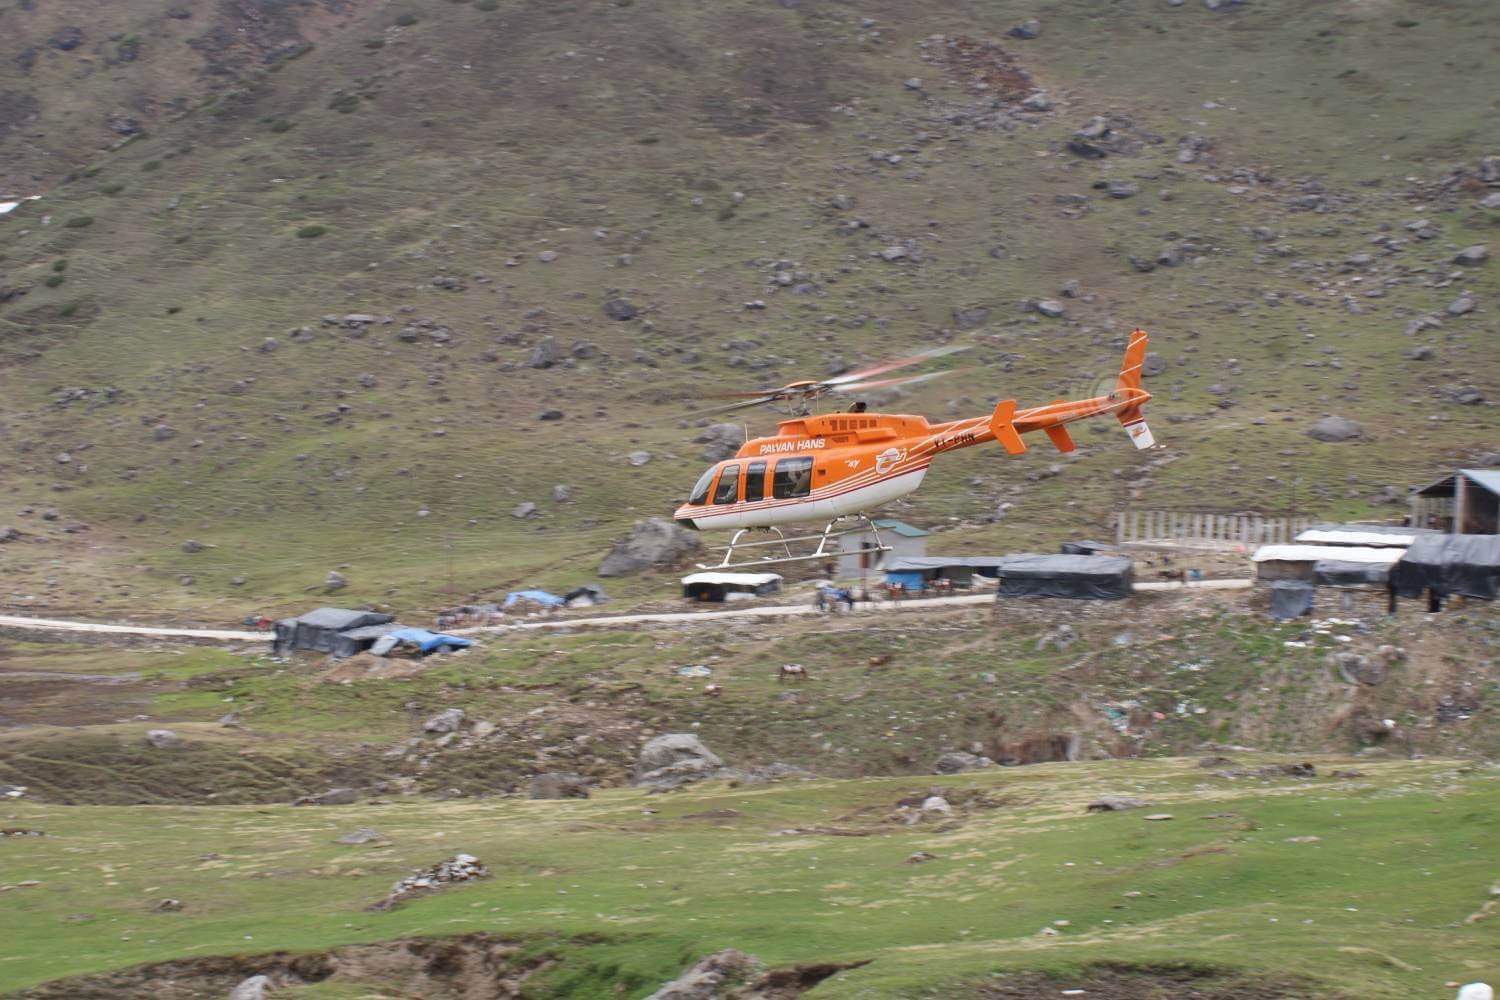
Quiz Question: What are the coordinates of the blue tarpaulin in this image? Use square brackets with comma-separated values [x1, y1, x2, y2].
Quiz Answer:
[503, 590, 567, 609]
[883, 570, 926, 590]
[383, 628, 473, 653]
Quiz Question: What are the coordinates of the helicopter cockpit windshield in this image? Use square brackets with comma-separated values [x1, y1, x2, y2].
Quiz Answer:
[687, 466, 716, 506]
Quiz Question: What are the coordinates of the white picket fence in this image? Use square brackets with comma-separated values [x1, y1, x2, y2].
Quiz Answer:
[1115, 510, 1318, 549]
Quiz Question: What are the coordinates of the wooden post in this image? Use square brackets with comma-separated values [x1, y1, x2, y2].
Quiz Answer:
[1457, 474, 1468, 534]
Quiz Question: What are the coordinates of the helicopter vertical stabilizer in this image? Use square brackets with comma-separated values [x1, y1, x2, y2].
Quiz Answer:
[990, 400, 1026, 454]
[1114, 328, 1152, 449]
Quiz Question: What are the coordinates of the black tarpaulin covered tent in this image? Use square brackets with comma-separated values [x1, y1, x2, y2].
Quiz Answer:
[995, 554, 1133, 600]
[1390, 534, 1500, 600]
[273, 608, 396, 655]
[1314, 560, 1392, 587]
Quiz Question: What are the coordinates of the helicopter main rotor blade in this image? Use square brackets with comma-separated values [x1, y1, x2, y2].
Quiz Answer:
[690, 394, 784, 417]
[822, 344, 969, 388]
[831, 369, 955, 394]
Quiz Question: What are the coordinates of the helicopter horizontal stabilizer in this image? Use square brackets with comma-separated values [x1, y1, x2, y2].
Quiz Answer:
[1044, 424, 1076, 453]
[990, 400, 1026, 455]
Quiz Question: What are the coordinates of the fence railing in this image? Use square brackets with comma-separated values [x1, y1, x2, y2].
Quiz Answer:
[1115, 510, 1318, 549]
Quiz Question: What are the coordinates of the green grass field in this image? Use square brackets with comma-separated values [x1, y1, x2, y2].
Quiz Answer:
[3, 755, 1495, 997]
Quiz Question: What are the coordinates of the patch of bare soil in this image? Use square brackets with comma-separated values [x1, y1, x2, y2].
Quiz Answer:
[16, 933, 554, 1000]
[936, 36, 1034, 101]
[975, 961, 1343, 999]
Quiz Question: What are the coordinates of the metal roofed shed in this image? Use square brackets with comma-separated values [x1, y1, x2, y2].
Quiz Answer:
[273, 608, 396, 656]
[1295, 527, 1421, 547]
[1390, 534, 1500, 602]
[681, 571, 783, 602]
[1251, 545, 1403, 583]
[994, 553, 1133, 600]
[1411, 468, 1500, 534]
[884, 556, 1005, 590]
[837, 518, 928, 578]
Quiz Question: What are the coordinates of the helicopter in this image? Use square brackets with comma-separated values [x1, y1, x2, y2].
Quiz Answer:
[673, 329, 1154, 569]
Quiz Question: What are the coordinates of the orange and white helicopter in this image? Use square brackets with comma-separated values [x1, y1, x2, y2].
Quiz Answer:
[674, 329, 1154, 568]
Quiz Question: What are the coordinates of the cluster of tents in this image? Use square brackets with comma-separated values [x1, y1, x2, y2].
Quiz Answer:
[272, 608, 472, 659]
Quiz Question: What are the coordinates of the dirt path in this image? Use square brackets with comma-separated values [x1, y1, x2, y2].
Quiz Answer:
[0, 580, 1252, 644]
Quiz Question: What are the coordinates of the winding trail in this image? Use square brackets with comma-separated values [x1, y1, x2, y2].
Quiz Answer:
[0, 579, 1251, 644]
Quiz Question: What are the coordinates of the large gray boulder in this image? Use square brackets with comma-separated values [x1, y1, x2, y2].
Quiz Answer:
[645, 949, 760, 1000]
[933, 751, 994, 775]
[530, 772, 591, 800]
[635, 734, 725, 790]
[423, 708, 466, 734]
[229, 976, 272, 1000]
[1306, 416, 1363, 442]
[694, 423, 745, 462]
[598, 519, 701, 577]
[638, 733, 723, 772]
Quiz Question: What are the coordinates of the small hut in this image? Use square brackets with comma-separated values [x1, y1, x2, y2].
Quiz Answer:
[681, 571, 783, 602]
[883, 556, 1005, 591]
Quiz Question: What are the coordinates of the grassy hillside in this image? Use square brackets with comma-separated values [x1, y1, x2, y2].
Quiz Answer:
[4, 595, 1496, 804]
[3, 754, 1495, 997]
[1, 0, 1498, 620]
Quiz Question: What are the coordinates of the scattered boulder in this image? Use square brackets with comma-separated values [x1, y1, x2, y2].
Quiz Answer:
[1306, 416, 1362, 442]
[152, 898, 183, 912]
[0, 527, 19, 543]
[1007, 18, 1042, 39]
[228, 976, 272, 1000]
[324, 570, 348, 593]
[1087, 795, 1149, 813]
[1020, 91, 1053, 112]
[879, 245, 910, 262]
[181, 539, 203, 553]
[1141, 352, 1166, 377]
[635, 733, 724, 790]
[373, 854, 489, 911]
[598, 518, 702, 576]
[335, 828, 383, 845]
[953, 305, 991, 329]
[1448, 295, 1476, 316]
[644, 949, 760, 1000]
[528, 337, 560, 369]
[695, 423, 745, 462]
[1102, 179, 1138, 199]
[145, 729, 180, 749]
[538, 408, 565, 421]
[529, 772, 592, 800]
[293, 787, 358, 806]
[904, 77, 923, 91]
[933, 751, 994, 774]
[423, 708, 466, 734]
[512, 502, 538, 519]
[1453, 245, 1488, 266]
[603, 297, 638, 321]
[627, 450, 652, 466]
[552, 484, 574, 503]
[1033, 299, 1065, 318]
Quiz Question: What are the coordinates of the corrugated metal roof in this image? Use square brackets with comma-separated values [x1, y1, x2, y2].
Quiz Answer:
[885, 556, 1007, 570]
[1252, 545, 1404, 564]
[681, 572, 783, 586]
[1296, 529, 1416, 547]
[870, 518, 930, 537]
[1459, 469, 1500, 496]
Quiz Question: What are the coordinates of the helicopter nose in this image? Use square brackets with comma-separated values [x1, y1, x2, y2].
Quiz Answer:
[675, 516, 699, 531]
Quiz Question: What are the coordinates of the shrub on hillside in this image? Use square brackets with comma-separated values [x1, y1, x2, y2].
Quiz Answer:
[296, 225, 327, 239]
[64, 216, 94, 228]
[395, 12, 418, 26]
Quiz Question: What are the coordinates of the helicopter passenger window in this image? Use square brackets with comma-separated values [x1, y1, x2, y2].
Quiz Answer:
[745, 461, 767, 503]
[772, 456, 813, 499]
[688, 467, 715, 506]
[713, 464, 740, 505]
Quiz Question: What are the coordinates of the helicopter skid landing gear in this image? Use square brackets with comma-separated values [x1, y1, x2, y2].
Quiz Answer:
[699, 516, 892, 571]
